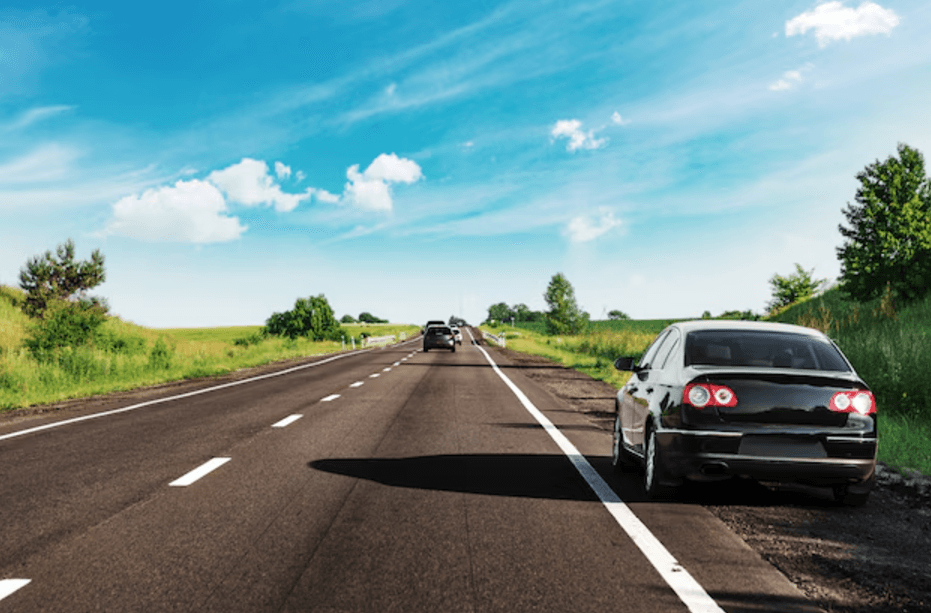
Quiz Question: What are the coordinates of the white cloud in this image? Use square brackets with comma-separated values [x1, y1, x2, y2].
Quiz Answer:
[207, 158, 309, 212]
[1, 105, 74, 132]
[565, 208, 621, 242]
[785, 1, 899, 47]
[102, 179, 247, 243]
[310, 187, 341, 204]
[340, 153, 424, 212]
[295, 170, 307, 182]
[386, 83, 397, 96]
[611, 111, 629, 126]
[274, 161, 291, 180]
[0, 144, 79, 184]
[769, 63, 814, 91]
[551, 119, 607, 152]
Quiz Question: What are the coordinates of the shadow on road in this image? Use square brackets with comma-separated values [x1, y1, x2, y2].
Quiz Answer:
[311, 453, 649, 502]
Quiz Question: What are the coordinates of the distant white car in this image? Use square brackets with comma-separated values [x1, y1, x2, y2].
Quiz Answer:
[450, 326, 463, 345]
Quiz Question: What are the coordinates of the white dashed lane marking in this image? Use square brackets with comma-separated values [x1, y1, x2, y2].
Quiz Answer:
[321, 394, 341, 402]
[383, 367, 392, 372]
[272, 415, 302, 428]
[0, 580, 30, 602]
[169, 458, 231, 487]
[350, 381, 364, 388]
[369, 374, 380, 378]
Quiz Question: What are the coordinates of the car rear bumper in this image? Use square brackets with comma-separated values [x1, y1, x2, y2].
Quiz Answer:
[657, 428, 876, 486]
[423, 341, 455, 350]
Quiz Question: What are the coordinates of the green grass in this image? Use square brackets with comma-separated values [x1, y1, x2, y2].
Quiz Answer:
[482, 322, 656, 390]
[0, 286, 418, 411]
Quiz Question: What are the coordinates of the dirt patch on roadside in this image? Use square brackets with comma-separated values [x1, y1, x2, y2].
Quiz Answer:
[485, 341, 931, 613]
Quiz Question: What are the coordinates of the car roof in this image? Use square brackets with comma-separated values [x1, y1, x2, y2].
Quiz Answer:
[670, 319, 829, 339]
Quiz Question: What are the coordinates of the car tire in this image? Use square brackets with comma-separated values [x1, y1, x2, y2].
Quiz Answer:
[833, 475, 873, 507]
[611, 413, 635, 474]
[644, 423, 677, 500]
[451, 345, 456, 353]
[424, 347, 429, 353]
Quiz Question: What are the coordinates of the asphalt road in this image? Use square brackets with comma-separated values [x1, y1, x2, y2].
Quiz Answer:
[0, 331, 820, 612]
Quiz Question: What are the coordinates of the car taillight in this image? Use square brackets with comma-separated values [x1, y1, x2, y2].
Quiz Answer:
[830, 390, 876, 415]
[683, 383, 737, 409]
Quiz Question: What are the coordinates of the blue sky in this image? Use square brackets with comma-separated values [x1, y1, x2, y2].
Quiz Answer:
[2, 0, 930, 327]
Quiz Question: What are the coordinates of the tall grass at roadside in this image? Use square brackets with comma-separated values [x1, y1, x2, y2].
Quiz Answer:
[877, 414, 931, 477]
[482, 323, 656, 390]
[0, 288, 418, 410]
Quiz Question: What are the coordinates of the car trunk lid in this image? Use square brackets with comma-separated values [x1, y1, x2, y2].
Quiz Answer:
[692, 371, 867, 427]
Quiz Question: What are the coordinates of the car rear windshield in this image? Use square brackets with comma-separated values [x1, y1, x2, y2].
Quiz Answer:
[684, 330, 850, 372]
[429, 327, 451, 335]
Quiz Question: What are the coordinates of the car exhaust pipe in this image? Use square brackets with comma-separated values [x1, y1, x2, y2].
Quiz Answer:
[700, 462, 729, 476]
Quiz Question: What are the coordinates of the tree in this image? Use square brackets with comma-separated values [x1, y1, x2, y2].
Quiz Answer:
[486, 302, 514, 324]
[265, 295, 343, 340]
[358, 312, 387, 324]
[340, 314, 357, 323]
[837, 143, 931, 303]
[19, 238, 106, 318]
[767, 263, 826, 312]
[607, 309, 629, 320]
[543, 272, 589, 335]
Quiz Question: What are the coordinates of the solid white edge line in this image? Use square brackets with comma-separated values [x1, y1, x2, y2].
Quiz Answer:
[169, 457, 231, 487]
[467, 329, 724, 613]
[272, 414, 303, 428]
[0, 579, 30, 602]
[321, 394, 341, 402]
[0, 336, 425, 444]
[0, 349, 371, 443]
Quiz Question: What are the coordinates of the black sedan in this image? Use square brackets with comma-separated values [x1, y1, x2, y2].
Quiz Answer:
[423, 325, 456, 352]
[612, 320, 876, 505]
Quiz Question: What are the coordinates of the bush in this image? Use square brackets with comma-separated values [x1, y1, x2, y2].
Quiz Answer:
[24, 299, 108, 362]
[148, 338, 173, 370]
[233, 332, 265, 347]
[265, 295, 343, 341]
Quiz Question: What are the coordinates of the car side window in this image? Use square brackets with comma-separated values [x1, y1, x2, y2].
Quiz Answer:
[638, 330, 671, 369]
[655, 331, 681, 371]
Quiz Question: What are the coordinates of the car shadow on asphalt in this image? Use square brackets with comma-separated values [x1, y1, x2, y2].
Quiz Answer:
[311, 454, 845, 508]
[311, 453, 650, 502]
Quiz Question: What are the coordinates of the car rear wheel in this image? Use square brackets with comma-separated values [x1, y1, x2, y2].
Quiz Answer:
[451, 345, 456, 352]
[644, 424, 677, 499]
[833, 475, 873, 507]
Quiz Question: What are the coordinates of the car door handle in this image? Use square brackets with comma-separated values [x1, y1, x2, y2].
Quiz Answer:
[646, 387, 654, 394]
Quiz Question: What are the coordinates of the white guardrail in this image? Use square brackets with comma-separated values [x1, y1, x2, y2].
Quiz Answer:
[363, 334, 397, 347]
[482, 329, 506, 348]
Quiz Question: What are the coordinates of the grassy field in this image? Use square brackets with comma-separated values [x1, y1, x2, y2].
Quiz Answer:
[0, 286, 418, 410]
[486, 297, 931, 476]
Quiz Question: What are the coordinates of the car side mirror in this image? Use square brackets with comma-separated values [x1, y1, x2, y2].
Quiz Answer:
[614, 357, 638, 371]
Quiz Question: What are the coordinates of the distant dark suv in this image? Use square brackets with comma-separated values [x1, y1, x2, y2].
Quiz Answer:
[423, 326, 456, 352]
[422, 320, 446, 335]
